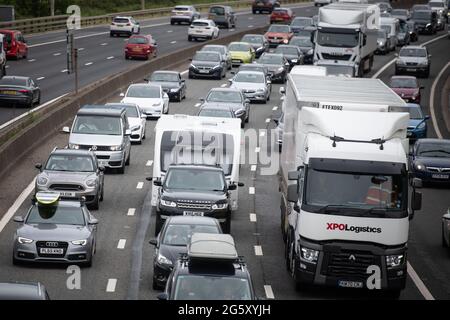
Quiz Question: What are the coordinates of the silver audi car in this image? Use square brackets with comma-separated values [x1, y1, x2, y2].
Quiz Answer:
[35, 148, 105, 210]
[13, 192, 98, 267]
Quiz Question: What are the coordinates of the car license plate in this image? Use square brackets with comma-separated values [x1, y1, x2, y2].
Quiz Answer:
[132, 48, 141, 52]
[199, 70, 209, 74]
[258, 3, 264, 5]
[406, 68, 416, 72]
[0, 90, 17, 95]
[40, 248, 63, 255]
[432, 174, 449, 179]
[59, 192, 75, 197]
[183, 211, 204, 216]
[338, 280, 363, 288]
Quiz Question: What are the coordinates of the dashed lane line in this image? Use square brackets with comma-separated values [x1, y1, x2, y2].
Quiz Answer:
[127, 208, 136, 216]
[106, 279, 117, 292]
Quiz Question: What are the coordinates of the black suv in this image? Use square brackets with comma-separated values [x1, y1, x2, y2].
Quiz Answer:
[151, 165, 243, 234]
[157, 233, 257, 300]
[411, 10, 437, 34]
[252, 0, 280, 14]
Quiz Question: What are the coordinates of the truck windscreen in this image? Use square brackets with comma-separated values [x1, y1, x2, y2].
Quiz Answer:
[317, 30, 359, 48]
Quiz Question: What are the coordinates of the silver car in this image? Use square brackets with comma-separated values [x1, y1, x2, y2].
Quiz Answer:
[229, 70, 271, 103]
[395, 45, 431, 78]
[442, 208, 450, 248]
[35, 148, 105, 210]
[170, 5, 201, 25]
[13, 192, 98, 267]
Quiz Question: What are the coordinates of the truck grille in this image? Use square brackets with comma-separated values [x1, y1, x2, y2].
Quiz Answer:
[50, 184, 84, 191]
[322, 53, 352, 61]
[322, 252, 379, 279]
[79, 145, 111, 151]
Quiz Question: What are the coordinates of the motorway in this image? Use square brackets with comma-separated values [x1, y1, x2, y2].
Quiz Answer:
[0, 4, 449, 300]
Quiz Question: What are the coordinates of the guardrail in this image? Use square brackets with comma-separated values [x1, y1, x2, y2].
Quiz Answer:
[0, 0, 303, 35]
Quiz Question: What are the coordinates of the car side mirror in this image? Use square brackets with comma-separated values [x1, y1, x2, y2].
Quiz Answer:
[279, 87, 286, 95]
[157, 293, 168, 300]
[199, 98, 205, 102]
[228, 78, 233, 83]
[189, 58, 193, 61]
[153, 178, 162, 187]
[428, 54, 432, 58]
[35, 163, 42, 170]
[149, 239, 158, 246]
[120, 93, 125, 97]
[267, 80, 272, 84]
[89, 218, 99, 225]
[13, 216, 24, 223]
[424, 115, 430, 120]
[235, 109, 245, 117]
[146, 177, 153, 181]
[62, 126, 70, 133]
[125, 129, 131, 136]
[420, 86, 424, 89]
[230, 71, 236, 75]
[98, 166, 105, 172]
[272, 117, 279, 125]
[287, 184, 298, 203]
[238, 182, 245, 187]
[228, 184, 237, 191]
[144, 78, 149, 82]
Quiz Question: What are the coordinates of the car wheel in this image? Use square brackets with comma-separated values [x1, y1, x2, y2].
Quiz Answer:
[188, 35, 192, 41]
[442, 225, 448, 247]
[222, 217, 231, 234]
[110, 31, 114, 37]
[188, 73, 194, 79]
[152, 277, 162, 290]
[177, 93, 182, 102]
[100, 186, 104, 201]
[241, 120, 245, 129]
[126, 152, 130, 166]
[424, 68, 430, 78]
[117, 163, 125, 174]
[245, 110, 250, 123]
[12, 254, 21, 266]
[170, 20, 174, 25]
[155, 215, 163, 236]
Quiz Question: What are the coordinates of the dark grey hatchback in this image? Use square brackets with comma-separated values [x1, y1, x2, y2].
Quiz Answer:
[0, 282, 50, 300]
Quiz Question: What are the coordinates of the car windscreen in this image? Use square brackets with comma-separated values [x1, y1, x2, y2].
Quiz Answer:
[0, 77, 27, 86]
[128, 37, 148, 44]
[377, 31, 387, 38]
[228, 43, 250, 52]
[113, 18, 129, 24]
[317, 30, 358, 47]
[390, 78, 417, 88]
[412, 11, 431, 19]
[206, 90, 242, 103]
[164, 168, 225, 191]
[45, 155, 94, 172]
[239, 65, 265, 74]
[193, 52, 220, 62]
[292, 18, 313, 26]
[258, 54, 283, 65]
[162, 224, 220, 246]
[27, 205, 85, 226]
[202, 46, 225, 54]
[381, 25, 392, 34]
[73, 115, 122, 135]
[151, 72, 179, 82]
[192, 21, 209, 27]
[399, 48, 426, 57]
[209, 6, 225, 15]
[126, 85, 161, 98]
[268, 25, 290, 33]
[174, 276, 252, 300]
[234, 72, 265, 83]
[295, 29, 314, 37]
[275, 46, 298, 55]
[199, 109, 233, 118]
[241, 35, 263, 44]
[290, 37, 312, 46]
[160, 131, 234, 175]
[391, 9, 407, 15]
[417, 142, 450, 158]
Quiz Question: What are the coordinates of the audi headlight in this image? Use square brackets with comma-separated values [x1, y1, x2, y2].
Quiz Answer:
[160, 199, 176, 207]
[386, 254, 404, 268]
[300, 247, 319, 264]
[71, 239, 88, 246]
[415, 162, 425, 171]
[37, 176, 48, 186]
[212, 203, 228, 210]
[86, 179, 96, 188]
[426, 23, 431, 27]
[18, 237, 33, 244]
[157, 253, 173, 266]
[110, 145, 122, 151]
[69, 143, 80, 150]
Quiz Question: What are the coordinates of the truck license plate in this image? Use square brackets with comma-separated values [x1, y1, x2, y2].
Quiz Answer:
[183, 211, 204, 216]
[338, 280, 363, 288]
[432, 174, 449, 179]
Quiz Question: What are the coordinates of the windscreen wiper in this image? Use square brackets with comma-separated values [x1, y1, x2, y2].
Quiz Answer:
[316, 204, 347, 214]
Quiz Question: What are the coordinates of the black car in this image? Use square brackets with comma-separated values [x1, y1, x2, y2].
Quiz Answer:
[257, 52, 290, 83]
[151, 164, 243, 234]
[240, 34, 269, 58]
[406, 20, 419, 42]
[409, 138, 450, 185]
[189, 51, 227, 80]
[0, 282, 50, 300]
[252, 0, 280, 14]
[0, 76, 40, 108]
[411, 10, 437, 34]
[290, 17, 314, 34]
[150, 216, 222, 290]
[274, 45, 304, 69]
[146, 71, 186, 102]
[289, 36, 314, 64]
[157, 233, 257, 300]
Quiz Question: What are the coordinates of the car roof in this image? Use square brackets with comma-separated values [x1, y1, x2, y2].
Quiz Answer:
[236, 70, 265, 75]
[33, 199, 83, 208]
[195, 50, 220, 56]
[0, 282, 47, 300]
[1, 76, 29, 81]
[243, 34, 263, 37]
[390, 75, 417, 80]
[193, 19, 213, 23]
[50, 149, 95, 157]
[77, 108, 124, 117]
[401, 45, 425, 50]
[128, 83, 161, 89]
[200, 105, 234, 111]
[166, 216, 220, 226]
[114, 16, 132, 19]
[203, 44, 226, 48]
[152, 70, 179, 75]
[209, 87, 242, 93]
[106, 102, 139, 108]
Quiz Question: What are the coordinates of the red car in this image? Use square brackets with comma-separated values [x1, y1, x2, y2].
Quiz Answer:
[270, 8, 295, 24]
[389, 75, 423, 104]
[125, 35, 157, 60]
[264, 24, 294, 47]
[0, 30, 28, 60]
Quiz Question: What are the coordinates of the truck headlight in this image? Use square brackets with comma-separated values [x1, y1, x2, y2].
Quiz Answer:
[86, 179, 96, 187]
[212, 203, 228, 210]
[110, 145, 122, 151]
[415, 162, 425, 171]
[160, 199, 176, 207]
[386, 254, 404, 268]
[71, 239, 88, 246]
[157, 253, 173, 266]
[18, 237, 33, 244]
[300, 247, 319, 264]
[37, 176, 48, 186]
[69, 143, 80, 150]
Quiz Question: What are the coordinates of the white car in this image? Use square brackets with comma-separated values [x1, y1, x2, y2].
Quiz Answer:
[106, 103, 146, 143]
[314, 0, 335, 6]
[110, 16, 140, 37]
[188, 19, 219, 41]
[120, 84, 169, 119]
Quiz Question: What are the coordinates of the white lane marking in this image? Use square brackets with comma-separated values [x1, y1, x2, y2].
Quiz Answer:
[248, 25, 254, 28]
[78, 48, 85, 51]
[106, 279, 117, 292]
[254, 245, 263, 256]
[0, 178, 35, 234]
[429, 61, 450, 139]
[5, 65, 9, 68]
[85, 62, 93, 66]
[221, 83, 227, 88]
[260, 131, 266, 137]
[36, 77, 45, 81]
[28, 59, 36, 62]
[137, 182, 144, 189]
[264, 285, 275, 299]
[167, 30, 173, 33]
[117, 239, 127, 249]
[107, 56, 114, 60]
[265, 118, 271, 123]
[61, 69, 68, 73]
[248, 17, 254, 20]
[407, 262, 435, 300]
[194, 103, 201, 107]
[272, 106, 278, 111]
[251, 165, 257, 172]
[101, 43, 108, 46]
[181, 70, 188, 76]
[170, 41, 177, 44]
[0, 93, 68, 131]
[53, 52, 61, 56]
[250, 213, 257, 222]
[249, 187, 255, 194]
[255, 147, 260, 153]
[127, 208, 136, 216]
[146, 160, 154, 167]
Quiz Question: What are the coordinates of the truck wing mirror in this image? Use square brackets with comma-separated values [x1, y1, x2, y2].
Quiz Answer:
[153, 179, 162, 187]
[288, 171, 299, 180]
[287, 184, 298, 203]
[412, 177, 422, 189]
[411, 190, 422, 211]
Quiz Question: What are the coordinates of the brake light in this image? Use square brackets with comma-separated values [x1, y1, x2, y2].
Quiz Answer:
[205, 27, 211, 29]
[19, 89, 29, 94]
[126, 23, 131, 26]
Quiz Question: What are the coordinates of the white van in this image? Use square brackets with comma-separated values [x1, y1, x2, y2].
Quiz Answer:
[380, 17, 400, 51]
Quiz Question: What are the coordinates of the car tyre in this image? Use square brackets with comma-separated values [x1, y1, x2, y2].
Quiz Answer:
[222, 217, 231, 234]
[90, 196, 100, 210]
[155, 215, 163, 236]
[117, 163, 125, 174]
[12, 254, 21, 266]
[100, 186, 104, 201]
[442, 225, 448, 247]
[188, 35, 192, 41]
[126, 152, 130, 166]
[152, 277, 162, 290]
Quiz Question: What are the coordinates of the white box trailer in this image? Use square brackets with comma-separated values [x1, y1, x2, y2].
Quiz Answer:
[152, 114, 242, 211]
[279, 73, 423, 295]
[315, 3, 379, 77]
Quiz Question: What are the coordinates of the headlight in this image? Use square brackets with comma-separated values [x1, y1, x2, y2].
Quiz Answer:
[417, 122, 426, 129]
[157, 253, 173, 266]
[420, 60, 428, 66]
[415, 162, 425, 171]
[277, 67, 284, 73]
[426, 23, 431, 27]
[37, 176, 48, 186]
[190, 64, 197, 70]
[69, 143, 80, 150]
[170, 88, 179, 93]
[132, 125, 141, 132]
[160, 199, 176, 207]
[71, 239, 87, 246]
[18, 237, 33, 244]
[256, 47, 264, 52]
[283, 39, 288, 44]
[291, 59, 298, 63]
[110, 145, 122, 151]
[257, 88, 265, 92]
[300, 246, 319, 264]
[212, 203, 228, 210]
[152, 101, 162, 107]
[386, 254, 404, 268]
[86, 179, 96, 188]
[212, 65, 221, 70]
[307, 49, 313, 55]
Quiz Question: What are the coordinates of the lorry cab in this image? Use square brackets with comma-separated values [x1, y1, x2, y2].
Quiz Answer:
[380, 17, 400, 51]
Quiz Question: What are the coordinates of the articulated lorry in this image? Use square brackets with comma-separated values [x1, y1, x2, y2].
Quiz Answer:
[314, 3, 379, 77]
[279, 73, 423, 297]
